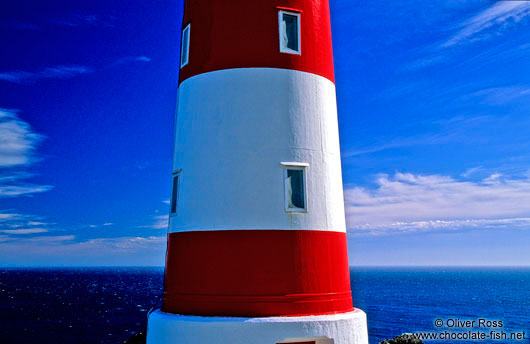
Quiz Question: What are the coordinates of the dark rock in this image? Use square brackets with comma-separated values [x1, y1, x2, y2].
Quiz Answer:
[124, 331, 422, 344]
[378, 333, 423, 344]
[123, 331, 146, 344]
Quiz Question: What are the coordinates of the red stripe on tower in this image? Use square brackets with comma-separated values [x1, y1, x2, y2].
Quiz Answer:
[162, 230, 352, 317]
[179, 0, 335, 84]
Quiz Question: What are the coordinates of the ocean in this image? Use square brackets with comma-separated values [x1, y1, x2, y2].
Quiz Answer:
[0, 267, 528, 344]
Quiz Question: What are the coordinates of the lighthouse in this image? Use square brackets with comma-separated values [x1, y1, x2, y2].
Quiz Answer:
[146, 0, 369, 343]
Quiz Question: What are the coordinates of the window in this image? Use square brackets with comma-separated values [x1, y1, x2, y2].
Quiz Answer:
[282, 163, 307, 212]
[170, 172, 180, 215]
[180, 24, 190, 68]
[279, 11, 301, 55]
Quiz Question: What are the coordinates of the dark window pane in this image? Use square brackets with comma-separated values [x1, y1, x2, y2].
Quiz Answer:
[180, 26, 189, 67]
[283, 14, 299, 51]
[287, 169, 305, 209]
[170, 175, 179, 214]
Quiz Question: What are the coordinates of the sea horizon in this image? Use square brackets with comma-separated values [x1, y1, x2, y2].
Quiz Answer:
[1, 266, 528, 343]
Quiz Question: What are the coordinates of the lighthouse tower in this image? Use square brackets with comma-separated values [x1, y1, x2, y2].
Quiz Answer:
[147, 0, 368, 343]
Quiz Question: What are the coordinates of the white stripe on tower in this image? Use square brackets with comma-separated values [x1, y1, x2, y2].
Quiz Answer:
[172, 68, 346, 232]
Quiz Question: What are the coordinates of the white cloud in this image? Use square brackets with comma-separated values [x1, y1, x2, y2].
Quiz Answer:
[0, 235, 76, 243]
[0, 56, 150, 85]
[26, 235, 75, 242]
[0, 109, 52, 197]
[0, 235, 166, 265]
[444, 2, 530, 47]
[0, 211, 165, 255]
[114, 56, 151, 65]
[138, 214, 169, 230]
[345, 172, 530, 235]
[461, 166, 483, 178]
[151, 215, 169, 229]
[344, 116, 489, 157]
[27, 221, 46, 226]
[345, 133, 451, 157]
[0, 65, 92, 84]
[0, 184, 53, 198]
[0, 212, 52, 232]
[0, 234, 163, 251]
[351, 218, 530, 236]
[468, 86, 530, 105]
[84, 222, 114, 228]
[79, 236, 165, 250]
[0, 228, 48, 235]
[0, 213, 20, 221]
[0, 213, 42, 226]
[52, 14, 115, 28]
[0, 109, 43, 167]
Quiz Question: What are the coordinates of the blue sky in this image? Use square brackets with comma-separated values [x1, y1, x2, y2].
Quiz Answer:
[1, 0, 530, 266]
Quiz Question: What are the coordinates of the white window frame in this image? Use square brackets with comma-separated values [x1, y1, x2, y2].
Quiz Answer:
[180, 24, 190, 68]
[278, 10, 301, 55]
[170, 170, 181, 216]
[281, 162, 308, 213]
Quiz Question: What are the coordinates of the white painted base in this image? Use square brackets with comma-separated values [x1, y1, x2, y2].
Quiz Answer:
[146, 309, 368, 344]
